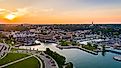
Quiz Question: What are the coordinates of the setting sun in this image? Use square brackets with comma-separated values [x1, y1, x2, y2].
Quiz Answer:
[5, 14, 16, 20]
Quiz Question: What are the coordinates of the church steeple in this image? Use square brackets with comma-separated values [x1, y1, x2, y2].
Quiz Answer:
[90, 21, 94, 26]
[92, 21, 94, 25]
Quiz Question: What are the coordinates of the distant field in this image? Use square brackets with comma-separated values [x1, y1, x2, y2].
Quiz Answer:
[0, 53, 29, 66]
[5, 57, 40, 68]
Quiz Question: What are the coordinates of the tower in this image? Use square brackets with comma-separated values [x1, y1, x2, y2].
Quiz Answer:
[92, 21, 93, 25]
[91, 21, 94, 26]
[90, 21, 94, 26]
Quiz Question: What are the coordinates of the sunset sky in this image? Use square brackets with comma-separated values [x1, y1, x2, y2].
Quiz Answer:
[0, 0, 121, 24]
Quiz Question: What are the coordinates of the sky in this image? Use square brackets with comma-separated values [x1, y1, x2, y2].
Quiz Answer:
[0, 0, 121, 24]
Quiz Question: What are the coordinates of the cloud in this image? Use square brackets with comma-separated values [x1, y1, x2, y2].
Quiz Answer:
[13, 7, 30, 16]
[0, 8, 6, 11]
[0, 7, 31, 17]
[0, 8, 11, 14]
[0, 7, 56, 20]
[41, 8, 54, 12]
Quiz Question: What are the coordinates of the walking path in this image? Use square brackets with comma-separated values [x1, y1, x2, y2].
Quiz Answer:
[0, 43, 11, 59]
[1, 45, 59, 68]
[12, 48, 59, 68]
[2, 49, 59, 68]
[33, 55, 43, 68]
[56, 45, 98, 55]
[0, 54, 38, 68]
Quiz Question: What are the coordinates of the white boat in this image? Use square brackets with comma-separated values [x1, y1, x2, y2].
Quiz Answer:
[113, 56, 121, 61]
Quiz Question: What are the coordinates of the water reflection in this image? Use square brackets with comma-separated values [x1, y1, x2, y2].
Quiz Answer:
[19, 43, 121, 68]
[101, 51, 106, 56]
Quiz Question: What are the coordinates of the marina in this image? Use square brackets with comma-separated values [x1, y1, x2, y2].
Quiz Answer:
[19, 43, 121, 68]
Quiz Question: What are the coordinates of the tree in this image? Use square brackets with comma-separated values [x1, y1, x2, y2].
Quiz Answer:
[0, 33, 6, 38]
[87, 42, 92, 47]
[102, 45, 106, 51]
[65, 62, 73, 68]
[59, 40, 69, 46]
[72, 41, 77, 46]
[93, 44, 98, 49]
[45, 48, 66, 68]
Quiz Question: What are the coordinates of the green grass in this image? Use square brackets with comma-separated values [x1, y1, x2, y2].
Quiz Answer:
[0, 53, 29, 65]
[5, 57, 40, 68]
[59, 40, 70, 46]
[10, 48, 17, 51]
[60, 40, 79, 46]
[82, 45, 96, 51]
[11, 48, 26, 51]
[0, 39, 3, 43]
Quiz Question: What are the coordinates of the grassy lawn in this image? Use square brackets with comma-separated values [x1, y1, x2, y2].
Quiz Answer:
[82, 45, 96, 51]
[0, 53, 29, 66]
[82, 43, 98, 51]
[11, 48, 26, 51]
[60, 40, 79, 46]
[10, 48, 17, 52]
[60, 41, 69, 46]
[5, 57, 40, 68]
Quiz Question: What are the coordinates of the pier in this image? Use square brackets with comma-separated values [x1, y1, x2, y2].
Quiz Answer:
[78, 46, 98, 55]
[107, 50, 121, 55]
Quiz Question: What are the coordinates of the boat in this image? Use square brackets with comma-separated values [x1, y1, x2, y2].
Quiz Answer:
[113, 56, 121, 61]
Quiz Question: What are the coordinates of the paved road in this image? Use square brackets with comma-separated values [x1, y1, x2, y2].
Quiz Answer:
[37, 52, 59, 68]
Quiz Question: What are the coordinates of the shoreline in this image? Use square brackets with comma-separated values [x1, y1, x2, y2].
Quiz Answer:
[56, 45, 98, 55]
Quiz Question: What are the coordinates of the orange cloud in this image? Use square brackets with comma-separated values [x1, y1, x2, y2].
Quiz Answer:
[0, 7, 121, 24]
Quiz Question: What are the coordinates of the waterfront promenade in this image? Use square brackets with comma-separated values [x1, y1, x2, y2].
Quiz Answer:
[37, 52, 59, 68]
[56, 45, 98, 55]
